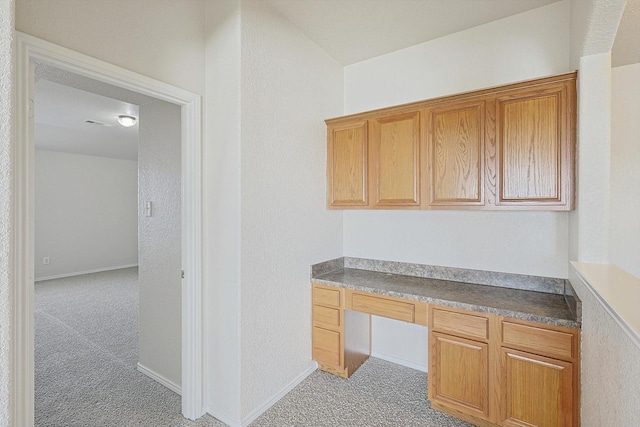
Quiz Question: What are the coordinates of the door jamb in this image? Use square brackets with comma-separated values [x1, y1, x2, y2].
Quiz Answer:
[13, 32, 204, 425]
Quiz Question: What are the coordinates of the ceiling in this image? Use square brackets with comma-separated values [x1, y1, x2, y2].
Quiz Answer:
[34, 63, 157, 161]
[266, 0, 562, 65]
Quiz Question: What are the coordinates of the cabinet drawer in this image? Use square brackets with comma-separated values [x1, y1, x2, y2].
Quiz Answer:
[502, 321, 575, 361]
[312, 286, 342, 308]
[350, 293, 415, 323]
[432, 308, 488, 341]
[312, 326, 341, 366]
[313, 305, 341, 328]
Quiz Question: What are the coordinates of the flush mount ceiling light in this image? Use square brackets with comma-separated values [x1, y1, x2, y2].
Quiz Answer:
[117, 115, 137, 127]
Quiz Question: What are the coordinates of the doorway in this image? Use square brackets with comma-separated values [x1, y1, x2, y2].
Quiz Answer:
[14, 32, 204, 425]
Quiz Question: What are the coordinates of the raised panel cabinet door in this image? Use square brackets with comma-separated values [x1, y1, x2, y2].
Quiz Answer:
[369, 111, 421, 208]
[327, 120, 368, 207]
[495, 81, 574, 208]
[501, 348, 574, 427]
[427, 100, 485, 206]
[429, 332, 490, 420]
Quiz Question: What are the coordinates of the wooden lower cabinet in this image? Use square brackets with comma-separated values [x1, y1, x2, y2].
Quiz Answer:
[429, 332, 490, 420]
[429, 306, 579, 427]
[501, 348, 574, 427]
[311, 284, 369, 378]
[311, 285, 580, 427]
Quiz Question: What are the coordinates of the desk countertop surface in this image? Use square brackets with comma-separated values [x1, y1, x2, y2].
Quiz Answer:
[313, 268, 580, 329]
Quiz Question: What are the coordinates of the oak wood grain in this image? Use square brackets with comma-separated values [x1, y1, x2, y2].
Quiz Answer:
[327, 121, 368, 207]
[432, 307, 488, 341]
[369, 111, 421, 207]
[428, 101, 484, 205]
[430, 332, 490, 419]
[501, 348, 574, 427]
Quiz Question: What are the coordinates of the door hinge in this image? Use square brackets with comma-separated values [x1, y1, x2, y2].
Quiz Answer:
[28, 98, 34, 119]
[181, 270, 185, 279]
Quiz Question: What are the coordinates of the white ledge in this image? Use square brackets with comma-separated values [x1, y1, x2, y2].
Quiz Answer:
[572, 262, 640, 349]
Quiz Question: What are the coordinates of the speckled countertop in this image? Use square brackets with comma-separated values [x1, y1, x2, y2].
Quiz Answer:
[313, 268, 580, 329]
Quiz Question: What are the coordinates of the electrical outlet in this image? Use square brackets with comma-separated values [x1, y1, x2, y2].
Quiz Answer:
[43, 257, 50, 265]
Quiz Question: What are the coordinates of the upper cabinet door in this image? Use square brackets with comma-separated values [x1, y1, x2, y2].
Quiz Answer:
[327, 121, 368, 208]
[495, 81, 575, 209]
[369, 111, 422, 208]
[426, 100, 485, 207]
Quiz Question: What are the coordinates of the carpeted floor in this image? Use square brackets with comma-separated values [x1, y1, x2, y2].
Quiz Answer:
[36, 268, 471, 427]
[35, 268, 223, 427]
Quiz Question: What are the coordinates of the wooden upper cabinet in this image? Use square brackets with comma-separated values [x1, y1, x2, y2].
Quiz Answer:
[494, 80, 575, 209]
[369, 111, 421, 208]
[426, 100, 485, 207]
[325, 72, 576, 210]
[327, 121, 368, 207]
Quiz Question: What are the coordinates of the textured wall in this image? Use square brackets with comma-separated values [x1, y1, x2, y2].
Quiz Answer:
[0, 1, 14, 424]
[239, 0, 343, 422]
[610, 63, 640, 278]
[138, 100, 182, 388]
[204, 0, 242, 422]
[570, 268, 640, 426]
[15, 0, 206, 95]
[343, 1, 572, 370]
[34, 150, 138, 279]
[569, 53, 612, 265]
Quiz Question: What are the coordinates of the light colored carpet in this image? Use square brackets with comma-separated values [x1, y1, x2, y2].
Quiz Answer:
[250, 358, 471, 427]
[36, 268, 471, 426]
[35, 267, 223, 427]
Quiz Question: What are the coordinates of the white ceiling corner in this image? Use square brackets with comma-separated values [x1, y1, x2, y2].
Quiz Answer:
[612, 0, 640, 67]
[265, 0, 561, 65]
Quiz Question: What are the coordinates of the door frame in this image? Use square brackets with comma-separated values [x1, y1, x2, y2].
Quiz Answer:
[13, 32, 204, 424]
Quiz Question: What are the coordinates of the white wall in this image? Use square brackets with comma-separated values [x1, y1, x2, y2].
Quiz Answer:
[0, 0, 14, 423]
[204, 0, 242, 423]
[238, 1, 343, 422]
[343, 1, 573, 369]
[610, 63, 640, 278]
[569, 53, 612, 265]
[138, 100, 182, 389]
[15, 0, 206, 95]
[34, 150, 138, 279]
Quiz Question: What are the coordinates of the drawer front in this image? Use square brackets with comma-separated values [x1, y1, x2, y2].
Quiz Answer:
[502, 321, 574, 361]
[313, 286, 342, 308]
[312, 326, 341, 366]
[313, 305, 341, 328]
[432, 308, 488, 341]
[351, 293, 415, 323]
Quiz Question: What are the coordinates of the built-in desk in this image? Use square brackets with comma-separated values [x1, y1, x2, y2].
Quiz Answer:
[311, 265, 580, 427]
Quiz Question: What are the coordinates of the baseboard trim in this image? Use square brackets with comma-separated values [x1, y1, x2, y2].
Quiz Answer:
[35, 264, 138, 282]
[206, 409, 241, 427]
[137, 362, 182, 395]
[229, 362, 317, 427]
[371, 352, 428, 373]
